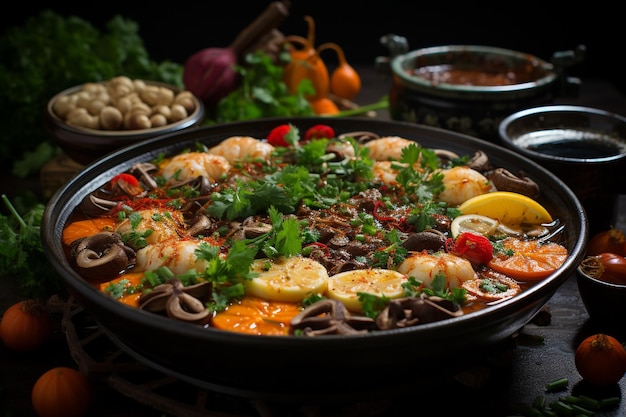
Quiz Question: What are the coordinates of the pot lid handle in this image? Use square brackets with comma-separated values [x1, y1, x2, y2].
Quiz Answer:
[551, 44, 587, 69]
[380, 34, 410, 58]
[551, 44, 586, 98]
[375, 34, 410, 76]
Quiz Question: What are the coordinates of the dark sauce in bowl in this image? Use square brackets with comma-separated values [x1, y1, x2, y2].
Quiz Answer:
[410, 64, 535, 87]
[513, 130, 626, 160]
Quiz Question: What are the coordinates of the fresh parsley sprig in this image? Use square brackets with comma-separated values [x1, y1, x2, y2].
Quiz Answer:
[0, 194, 64, 298]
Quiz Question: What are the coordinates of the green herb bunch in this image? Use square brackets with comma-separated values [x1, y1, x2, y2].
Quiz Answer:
[0, 10, 184, 178]
[0, 194, 65, 299]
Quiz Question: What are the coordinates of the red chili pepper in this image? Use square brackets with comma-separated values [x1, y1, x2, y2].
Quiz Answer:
[111, 173, 139, 187]
[446, 232, 493, 265]
[110, 173, 143, 197]
[372, 201, 396, 222]
[305, 242, 331, 256]
[304, 124, 335, 141]
[267, 124, 297, 147]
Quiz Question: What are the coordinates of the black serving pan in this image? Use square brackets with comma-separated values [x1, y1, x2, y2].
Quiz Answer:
[41, 117, 588, 403]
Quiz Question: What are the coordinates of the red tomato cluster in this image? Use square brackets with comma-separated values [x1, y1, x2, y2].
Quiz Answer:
[446, 232, 493, 265]
[267, 124, 336, 147]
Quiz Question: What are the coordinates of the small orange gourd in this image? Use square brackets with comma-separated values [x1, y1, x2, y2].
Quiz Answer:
[318, 42, 362, 101]
[0, 299, 53, 352]
[574, 333, 626, 385]
[282, 16, 330, 100]
[32, 367, 92, 417]
[309, 96, 340, 116]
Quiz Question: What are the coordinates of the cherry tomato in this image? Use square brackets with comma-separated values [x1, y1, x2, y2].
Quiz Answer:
[580, 253, 626, 284]
[446, 232, 493, 265]
[110, 173, 142, 196]
[587, 227, 626, 256]
[304, 124, 335, 141]
[267, 124, 298, 147]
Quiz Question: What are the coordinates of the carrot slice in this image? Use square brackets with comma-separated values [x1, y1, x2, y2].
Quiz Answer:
[99, 272, 145, 308]
[462, 275, 521, 301]
[487, 237, 568, 281]
[62, 217, 117, 246]
[211, 296, 301, 336]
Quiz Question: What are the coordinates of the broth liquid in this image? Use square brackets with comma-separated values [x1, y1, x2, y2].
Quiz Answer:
[528, 139, 621, 158]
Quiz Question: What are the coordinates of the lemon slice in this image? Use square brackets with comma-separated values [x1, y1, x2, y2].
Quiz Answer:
[456, 191, 553, 225]
[450, 214, 500, 238]
[326, 269, 408, 313]
[246, 257, 329, 303]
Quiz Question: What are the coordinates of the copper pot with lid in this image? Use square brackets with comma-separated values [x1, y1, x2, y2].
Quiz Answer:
[376, 35, 586, 142]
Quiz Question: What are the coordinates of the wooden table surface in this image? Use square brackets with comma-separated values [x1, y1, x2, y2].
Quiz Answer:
[2, 68, 626, 416]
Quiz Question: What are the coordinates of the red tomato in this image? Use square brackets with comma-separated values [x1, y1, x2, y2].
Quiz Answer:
[587, 227, 626, 256]
[304, 124, 335, 141]
[446, 232, 493, 265]
[267, 124, 297, 147]
[596, 253, 626, 284]
[581, 253, 626, 284]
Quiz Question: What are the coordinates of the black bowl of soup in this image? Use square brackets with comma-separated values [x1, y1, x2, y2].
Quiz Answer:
[499, 105, 626, 234]
[377, 37, 585, 142]
[41, 117, 587, 403]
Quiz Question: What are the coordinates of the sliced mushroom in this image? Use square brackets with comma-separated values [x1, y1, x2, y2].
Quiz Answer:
[130, 162, 159, 190]
[166, 175, 216, 196]
[434, 149, 460, 166]
[186, 214, 213, 237]
[467, 150, 491, 172]
[338, 131, 380, 144]
[401, 229, 447, 252]
[71, 232, 136, 281]
[240, 216, 273, 238]
[78, 195, 120, 217]
[290, 299, 375, 336]
[139, 279, 212, 322]
[376, 295, 464, 330]
[487, 168, 540, 199]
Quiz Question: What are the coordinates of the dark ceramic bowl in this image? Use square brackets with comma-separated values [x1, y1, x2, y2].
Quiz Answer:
[44, 80, 205, 165]
[577, 263, 626, 325]
[377, 36, 585, 141]
[499, 105, 626, 233]
[41, 117, 588, 402]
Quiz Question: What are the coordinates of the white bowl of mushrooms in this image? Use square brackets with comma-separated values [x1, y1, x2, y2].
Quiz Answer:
[45, 76, 205, 165]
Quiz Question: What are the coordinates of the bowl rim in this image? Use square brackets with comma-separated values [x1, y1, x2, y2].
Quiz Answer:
[498, 104, 626, 164]
[391, 44, 557, 95]
[43, 117, 589, 339]
[40, 117, 589, 396]
[46, 79, 205, 137]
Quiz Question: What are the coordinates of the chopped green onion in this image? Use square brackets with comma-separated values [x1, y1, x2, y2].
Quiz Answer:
[598, 397, 620, 409]
[577, 395, 600, 410]
[569, 403, 594, 416]
[545, 378, 568, 392]
[549, 400, 573, 415]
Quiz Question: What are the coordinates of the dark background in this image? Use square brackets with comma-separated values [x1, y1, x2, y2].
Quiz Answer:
[2, 1, 624, 96]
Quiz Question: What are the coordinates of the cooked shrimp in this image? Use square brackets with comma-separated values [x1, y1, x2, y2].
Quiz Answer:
[371, 160, 406, 186]
[115, 208, 185, 248]
[160, 152, 231, 183]
[363, 136, 415, 161]
[438, 166, 493, 206]
[207, 136, 275, 164]
[396, 251, 477, 289]
[135, 238, 212, 275]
